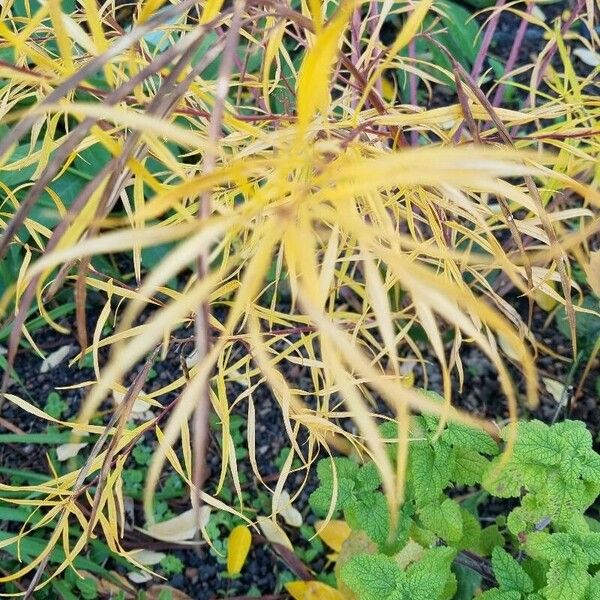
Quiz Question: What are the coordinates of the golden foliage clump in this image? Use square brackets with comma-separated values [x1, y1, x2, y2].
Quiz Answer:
[0, 0, 599, 591]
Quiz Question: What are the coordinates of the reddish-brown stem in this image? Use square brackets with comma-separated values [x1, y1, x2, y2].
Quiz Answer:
[491, 0, 533, 107]
[192, 0, 245, 536]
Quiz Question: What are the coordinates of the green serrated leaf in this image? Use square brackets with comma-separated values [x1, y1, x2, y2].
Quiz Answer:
[309, 458, 358, 516]
[545, 560, 589, 600]
[455, 509, 482, 552]
[409, 441, 453, 507]
[356, 461, 382, 493]
[452, 446, 490, 485]
[419, 498, 463, 543]
[578, 533, 600, 564]
[491, 547, 533, 593]
[527, 532, 587, 566]
[484, 420, 600, 534]
[345, 492, 390, 546]
[340, 553, 406, 600]
[454, 563, 482, 600]
[406, 546, 456, 600]
[587, 573, 600, 600]
[579, 452, 600, 482]
[545, 472, 584, 526]
[482, 458, 527, 498]
[443, 422, 499, 456]
[477, 524, 505, 557]
[513, 421, 562, 466]
[478, 590, 522, 600]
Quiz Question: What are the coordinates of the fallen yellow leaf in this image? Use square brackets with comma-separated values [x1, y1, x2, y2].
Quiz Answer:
[315, 520, 351, 552]
[286, 580, 345, 600]
[258, 517, 293, 550]
[542, 377, 566, 405]
[129, 549, 165, 566]
[40, 344, 73, 373]
[96, 572, 132, 598]
[146, 507, 210, 542]
[227, 525, 252, 576]
[274, 490, 303, 528]
[56, 442, 88, 461]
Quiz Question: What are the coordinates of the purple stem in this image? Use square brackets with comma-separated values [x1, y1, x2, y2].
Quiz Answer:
[509, 0, 585, 136]
[369, 0, 383, 96]
[471, 0, 506, 81]
[408, 39, 418, 145]
[532, 0, 585, 90]
[351, 7, 361, 66]
[491, 0, 533, 107]
[454, 0, 505, 142]
[350, 6, 362, 107]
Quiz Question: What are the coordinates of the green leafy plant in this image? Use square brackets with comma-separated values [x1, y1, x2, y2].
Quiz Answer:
[483, 420, 600, 535]
[310, 458, 390, 546]
[44, 392, 67, 420]
[396, 0, 481, 93]
[311, 410, 600, 600]
[481, 547, 536, 600]
[132, 442, 154, 466]
[342, 546, 456, 600]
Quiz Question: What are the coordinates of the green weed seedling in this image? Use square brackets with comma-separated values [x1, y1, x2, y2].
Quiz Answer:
[44, 392, 68, 420]
[159, 554, 184, 577]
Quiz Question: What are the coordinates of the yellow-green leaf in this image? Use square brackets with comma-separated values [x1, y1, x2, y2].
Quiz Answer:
[296, 3, 354, 129]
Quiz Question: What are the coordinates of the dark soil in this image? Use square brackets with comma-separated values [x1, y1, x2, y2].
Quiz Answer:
[3, 285, 598, 599]
[2, 306, 324, 599]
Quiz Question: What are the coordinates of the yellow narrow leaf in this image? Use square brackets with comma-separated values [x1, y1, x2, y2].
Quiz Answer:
[274, 490, 303, 528]
[138, 0, 170, 23]
[533, 279, 558, 311]
[296, 2, 354, 129]
[356, 0, 433, 114]
[285, 580, 345, 600]
[227, 525, 252, 575]
[263, 18, 286, 112]
[308, 0, 323, 33]
[47, 0, 74, 72]
[80, 0, 109, 52]
[315, 519, 351, 552]
[584, 251, 600, 297]
[364, 253, 399, 374]
[200, 0, 225, 24]
[381, 76, 396, 102]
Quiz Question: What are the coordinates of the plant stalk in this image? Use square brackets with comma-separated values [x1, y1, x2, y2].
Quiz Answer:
[193, 0, 245, 537]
